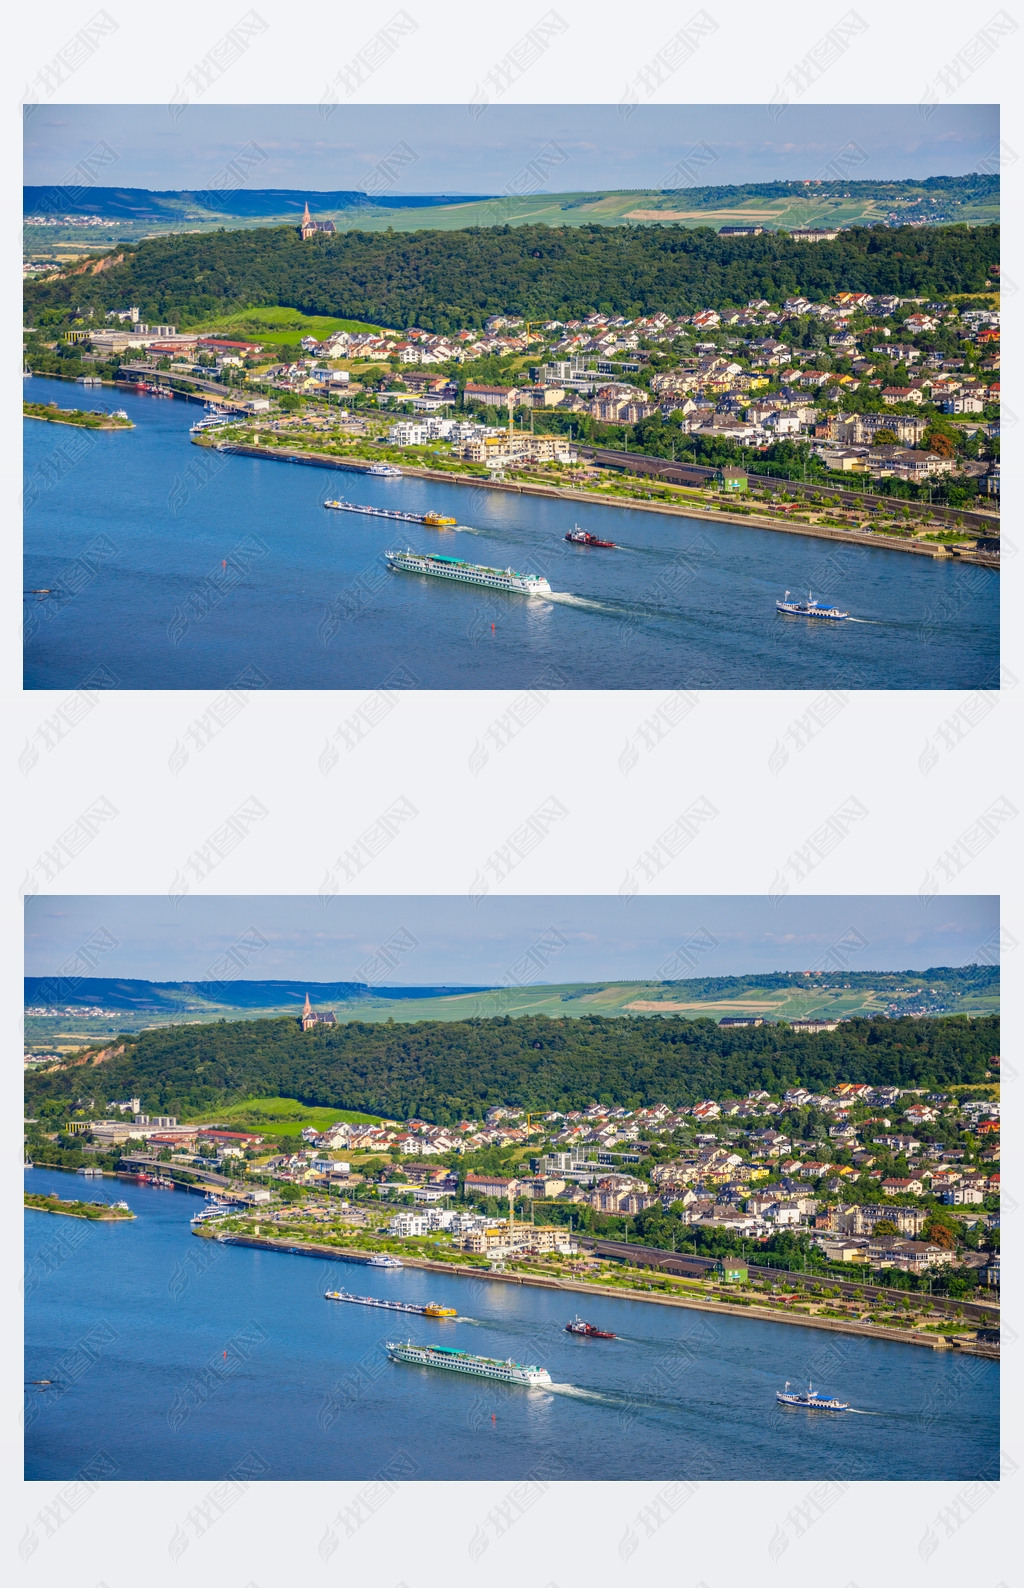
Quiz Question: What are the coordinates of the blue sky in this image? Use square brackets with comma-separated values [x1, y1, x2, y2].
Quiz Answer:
[24, 105, 998, 193]
[24, 897, 998, 984]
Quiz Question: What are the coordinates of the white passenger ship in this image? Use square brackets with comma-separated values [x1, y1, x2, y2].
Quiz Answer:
[386, 549, 551, 596]
[386, 1340, 552, 1386]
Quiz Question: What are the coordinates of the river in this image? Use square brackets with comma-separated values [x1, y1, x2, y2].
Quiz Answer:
[24, 377, 998, 690]
[24, 1168, 998, 1481]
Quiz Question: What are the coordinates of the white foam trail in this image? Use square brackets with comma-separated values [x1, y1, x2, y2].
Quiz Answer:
[543, 591, 620, 615]
[545, 1381, 620, 1405]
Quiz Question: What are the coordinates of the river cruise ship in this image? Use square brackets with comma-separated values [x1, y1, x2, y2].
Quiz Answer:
[386, 1341, 552, 1386]
[386, 549, 551, 596]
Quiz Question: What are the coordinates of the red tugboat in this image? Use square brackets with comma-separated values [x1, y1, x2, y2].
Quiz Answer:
[565, 526, 616, 548]
[565, 1316, 616, 1338]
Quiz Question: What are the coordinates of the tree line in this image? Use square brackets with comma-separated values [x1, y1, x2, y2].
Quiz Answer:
[24, 222, 999, 336]
[23, 1012, 999, 1125]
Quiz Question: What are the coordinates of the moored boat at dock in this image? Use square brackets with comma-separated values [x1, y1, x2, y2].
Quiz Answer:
[367, 1253, 403, 1268]
[368, 463, 402, 477]
[190, 1199, 234, 1224]
[386, 548, 551, 596]
[386, 1340, 551, 1386]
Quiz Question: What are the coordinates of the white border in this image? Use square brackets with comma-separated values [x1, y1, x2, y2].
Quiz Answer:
[8, 3, 1020, 1584]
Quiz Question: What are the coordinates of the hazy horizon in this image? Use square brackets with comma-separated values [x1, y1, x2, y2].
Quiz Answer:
[24, 104, 998, 194]
[25, 896, 999, 986]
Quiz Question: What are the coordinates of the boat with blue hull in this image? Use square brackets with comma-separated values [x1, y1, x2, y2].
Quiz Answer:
[777, 1381, 850, 1411]
[777, 590, 849, 621]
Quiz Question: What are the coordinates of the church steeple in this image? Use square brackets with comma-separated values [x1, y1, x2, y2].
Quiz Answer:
[302, 200, 311, 225]
[303, 991, 312, 1017]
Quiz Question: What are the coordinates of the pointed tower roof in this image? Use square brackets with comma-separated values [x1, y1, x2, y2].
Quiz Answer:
[303, 991, 312, 1017]
[303, 200, 311, 223]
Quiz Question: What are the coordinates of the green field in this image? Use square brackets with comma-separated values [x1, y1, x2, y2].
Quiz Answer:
[187, 305, 383, 343]
[190, 1096, 388, 1135]
[310, 188, 1000, 234]
[330, 980, 998, 1023]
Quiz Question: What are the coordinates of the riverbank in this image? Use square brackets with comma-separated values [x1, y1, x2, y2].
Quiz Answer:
[201, 1230, 995, 1357]
[26, 1191, 133, 1220]
[206, 438, 998, 567]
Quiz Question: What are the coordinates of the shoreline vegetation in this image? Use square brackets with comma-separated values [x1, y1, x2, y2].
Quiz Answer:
[23, 399, 132, 429]
[199, 437, 998, 566]
[196, 1228, 997, 1358]
[25, 1190, 133, 1220]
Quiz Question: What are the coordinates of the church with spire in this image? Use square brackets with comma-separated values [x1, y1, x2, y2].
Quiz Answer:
[300, 992, 337, 1030]
[299, 201, 336, 240]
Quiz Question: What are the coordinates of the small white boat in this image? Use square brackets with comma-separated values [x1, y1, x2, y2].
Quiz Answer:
[777, 1380, 849, 1410]
[776, 590, 849, 621]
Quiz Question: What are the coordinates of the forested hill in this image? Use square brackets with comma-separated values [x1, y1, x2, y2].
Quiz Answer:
[24, 1013, 999, 1124]
[24, 976, 492, 1010]
[23, 222, 999, 334]
[22, 187, 488, 220]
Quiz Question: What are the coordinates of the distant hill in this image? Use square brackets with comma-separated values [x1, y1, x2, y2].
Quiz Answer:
[22, 187, 494, 221]
[24, 965, 998, 1019]
[23, 976, 493, 1011]
[23, 174, 999, 232]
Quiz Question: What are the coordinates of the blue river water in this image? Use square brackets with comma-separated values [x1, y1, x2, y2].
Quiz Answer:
[25, 1169, 998, 1481]
[24, 376, 998, 689]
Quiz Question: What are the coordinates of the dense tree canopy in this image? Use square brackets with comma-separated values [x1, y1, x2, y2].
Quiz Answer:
[24, 1013, 999, 1124]
[24, 222, 999, 334]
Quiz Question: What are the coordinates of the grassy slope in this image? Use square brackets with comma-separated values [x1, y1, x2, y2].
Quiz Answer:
[190, 1097, 388, 1134]
[322, 189, 1000, 233]
[186, 305, 383, 342]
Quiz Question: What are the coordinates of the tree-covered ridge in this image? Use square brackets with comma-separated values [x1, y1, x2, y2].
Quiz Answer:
[649, 174, 1000, 206]
[23, 221, 999, 335]
[652, 965, 998, 998]
[24, 1013, 999, 1125]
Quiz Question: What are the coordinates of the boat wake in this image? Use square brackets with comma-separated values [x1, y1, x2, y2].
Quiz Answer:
[543, 591, 623, 616]
[545, 1382, 622, 1406]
